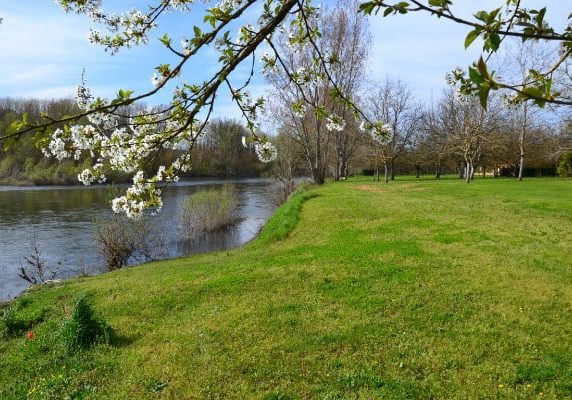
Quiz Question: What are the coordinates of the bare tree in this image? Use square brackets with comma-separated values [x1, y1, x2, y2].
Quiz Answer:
[418, 99, 450, 178]
[266, 1, 370, 184]
[496, 40, 555, 180]
[367, 79, 421, 183]
[440, 91, 503, 183]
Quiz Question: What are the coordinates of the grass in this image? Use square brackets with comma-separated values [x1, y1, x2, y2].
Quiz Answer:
[1, 176, 572, 399]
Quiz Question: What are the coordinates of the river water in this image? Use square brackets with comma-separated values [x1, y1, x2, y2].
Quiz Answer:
[0, 179, 275, 302]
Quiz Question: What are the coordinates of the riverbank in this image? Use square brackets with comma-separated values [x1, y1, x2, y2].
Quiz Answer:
[1, 177, 572, 398]
[0, 178, 275, 301]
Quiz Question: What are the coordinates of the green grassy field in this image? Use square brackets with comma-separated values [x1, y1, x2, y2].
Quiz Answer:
[1, 176, 572, 399]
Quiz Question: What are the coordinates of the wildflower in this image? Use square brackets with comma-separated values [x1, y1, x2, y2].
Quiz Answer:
[27, 331, 33, 340]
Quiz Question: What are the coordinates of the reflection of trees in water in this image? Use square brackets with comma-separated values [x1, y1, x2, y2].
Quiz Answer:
[176, 225, 240, 256]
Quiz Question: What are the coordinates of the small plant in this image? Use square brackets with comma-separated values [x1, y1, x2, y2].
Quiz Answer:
[179, 185, 240, 240]
[18, 237, 62, 285]
[60, 295, 112, 350]
[1, 306, 18, 336]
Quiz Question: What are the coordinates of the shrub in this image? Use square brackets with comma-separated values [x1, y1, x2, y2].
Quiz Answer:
[60, 294, 112, 350]
[179, 185, 239, 240]
[557, 152, 572, 177]
[94, 215, 166, 270]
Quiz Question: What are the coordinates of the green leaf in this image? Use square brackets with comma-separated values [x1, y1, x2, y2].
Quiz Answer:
[476, 56, 490, 79]
[474, 10, 489, 22]
[193, 26, 202, 37]
[464, 29, 480, 49]
[159, 33, 171, 46]
[478, 82, 491, 109]
[488, 7, 502, 23]
[468, 66, 483, 84]
[487, 32, 501, 51]
[522, 86, 543, 99]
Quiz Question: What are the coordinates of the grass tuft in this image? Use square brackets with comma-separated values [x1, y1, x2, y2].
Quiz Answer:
[60, 294, 112, 350]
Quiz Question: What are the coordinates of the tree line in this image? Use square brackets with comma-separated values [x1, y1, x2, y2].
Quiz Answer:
[0, 98, 264, 184]
[267, 2, 572, 184]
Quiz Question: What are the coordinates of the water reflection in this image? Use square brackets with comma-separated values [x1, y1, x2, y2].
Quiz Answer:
[0, 179, 275, 301]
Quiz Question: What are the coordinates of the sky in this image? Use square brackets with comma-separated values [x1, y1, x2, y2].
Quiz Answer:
[0, 0, 569, 122]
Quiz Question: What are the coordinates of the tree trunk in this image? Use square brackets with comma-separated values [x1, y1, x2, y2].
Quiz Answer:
[390, 160, 395, 181]
[464, 160, 473, 184]
[482, 165, 486, 178]
[435, 162, 441, 179]
[384, 163, 389, 184]
[518, 102, 528, 181]
[339, 157, 347, 180]
[415, 165, 420, 178]
[518, 136, 525, 181]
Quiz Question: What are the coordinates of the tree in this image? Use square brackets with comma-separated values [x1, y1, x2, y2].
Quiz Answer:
[418, 99, 450, 178]
[266, 2, 370, 184]
[494, 40, 554, 180]
[440, 90, 500, 183]
[367, 80, 420, 183]
[557, 152, 572, 177]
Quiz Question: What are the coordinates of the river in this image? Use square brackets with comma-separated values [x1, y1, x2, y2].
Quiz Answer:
[0, 179, 275, 302]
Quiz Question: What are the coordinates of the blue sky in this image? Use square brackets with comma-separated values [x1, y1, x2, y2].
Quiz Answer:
[0, 1, 568, 121]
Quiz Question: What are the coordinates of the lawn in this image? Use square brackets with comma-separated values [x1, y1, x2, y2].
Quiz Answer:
[1, 176, 572, 399]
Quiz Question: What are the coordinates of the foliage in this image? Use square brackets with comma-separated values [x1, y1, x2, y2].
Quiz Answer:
[191, 119, 263, 177]
[179, 185, 239, 240]
[2, 1, 569, 208]
[60, 294, 112, 350]
[557, 151, 572, 177]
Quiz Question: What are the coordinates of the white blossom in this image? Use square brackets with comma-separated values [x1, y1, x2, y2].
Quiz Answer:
[325, 114, 345, 132]
[254, 141, 277, 163]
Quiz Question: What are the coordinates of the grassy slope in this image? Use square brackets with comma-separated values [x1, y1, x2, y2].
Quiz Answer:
[1, 177, 572, 399]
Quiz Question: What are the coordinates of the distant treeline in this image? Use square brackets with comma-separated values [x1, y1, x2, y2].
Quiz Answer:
[0, 97, 264, 185]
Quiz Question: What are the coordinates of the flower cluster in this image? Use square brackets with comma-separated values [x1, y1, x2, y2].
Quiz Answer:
[57, 0, 168, 53]
[260, 51, 278, 75]
[292, 102, 307, 118]
[78, 163, 105, 185]
[445, 66, 465, 87]
[325, 113, 346, 132]
[360, 120, 393, 144]
[254, 141, 278, 163]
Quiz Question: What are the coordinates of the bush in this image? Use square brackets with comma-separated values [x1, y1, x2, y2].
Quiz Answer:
[60, 295, 112, 350]
[94, 215, 166, 270]
[179, 185, 239, 240]
[557, 152, 572, 177]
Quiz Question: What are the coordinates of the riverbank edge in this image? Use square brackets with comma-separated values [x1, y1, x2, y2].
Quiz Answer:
[0, 184, 316, 306]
